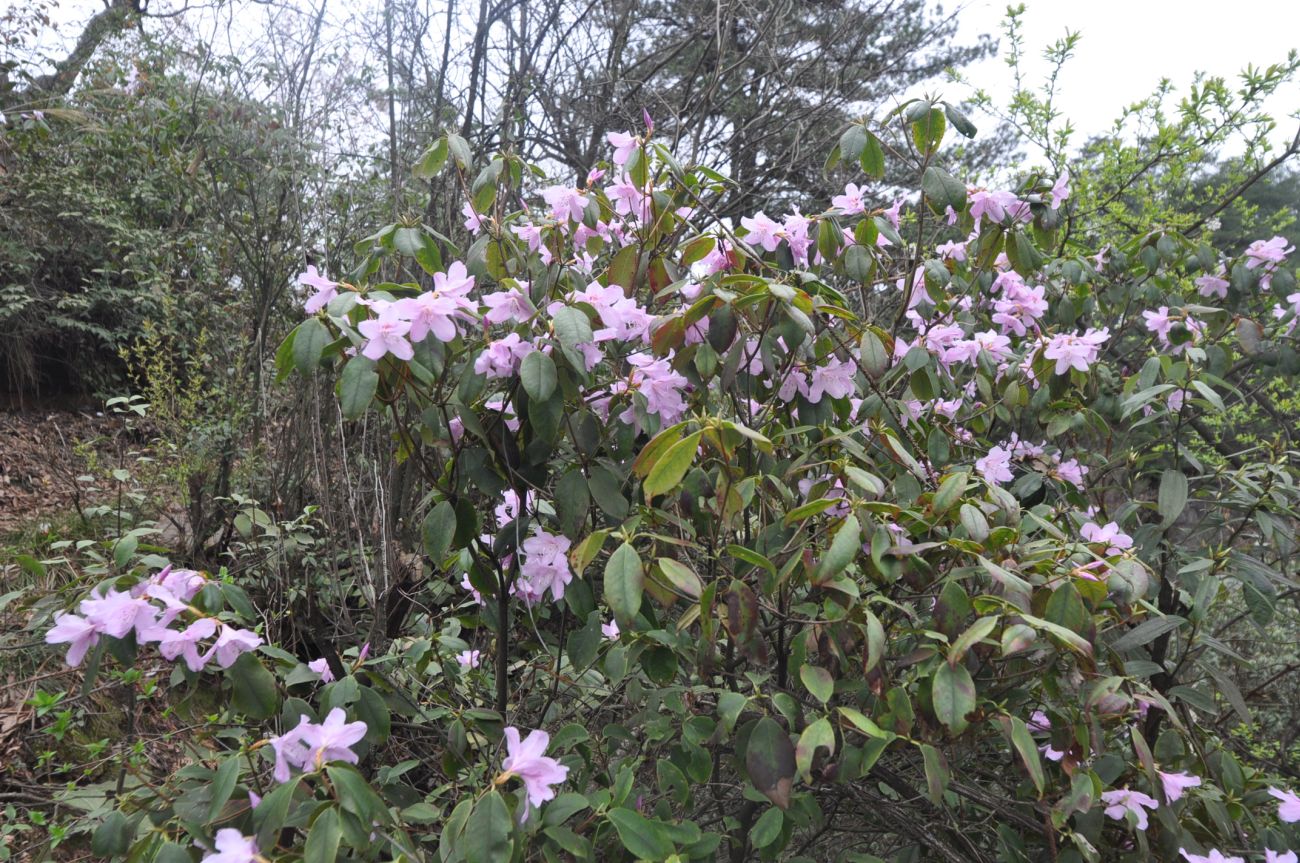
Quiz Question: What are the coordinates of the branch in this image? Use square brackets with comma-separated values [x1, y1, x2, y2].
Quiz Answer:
[16, 0, 140, 105]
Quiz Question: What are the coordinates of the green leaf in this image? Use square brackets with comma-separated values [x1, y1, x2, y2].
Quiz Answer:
[337, 357, 378, 420]
[608, 245, 639, 289]
[207, 754, 240, 822]
[394, 227, 443, 275]
[911, 107, 946, 154]
[643, 431, 703, 501]
[717, 691, 747, 732]
[607, 808, 675, 861]
[1005, 715, 1045, 796]
[422, 500, 457, 562]
[1109, 615, 1186, 653]
[921, 166, 967, 213]
[795, 716, 836, 782]
[228, 653, 278, 720]
[656, 558, 703, 600]
[356, 685, 391, 744]
[154, 843, 192, 863]
[931, 472, 968, 515]
[931, 662, 975, 735]
[800, 665, 834, 704]
[555, 470, 590, 538]
[254, 776, 300, 848]
[631, 421, 689, 477]
[604, 543, 644, 628]
[304, 807, 341, 863]
[446, 133, 473, 169]
[327, 764, 388, 824]
[949, 616, 998, 666]
[519, 350, 558, 401]
[837, 706, 895, 740]
[293, 318, 330, 376]
[413, 137, 449, 178]
[1158, 469, 1188, 526]
[838, 125, 868, 161]
[746, 717, 796, 809]
[91, 811, 129, 857]
[464, 791, 512, 863]
[859, 329, 890, 379]
[552, 306, 594, 347]
[749, 807, 784, 849]
[943, 103, 978, 138]
[813, 514, 860, 582]
[860, 131, 886, 178]
[920, 743, 949, 804]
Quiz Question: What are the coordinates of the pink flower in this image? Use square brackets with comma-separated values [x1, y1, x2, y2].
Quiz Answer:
[1052, 457, 1088, 488]
[1195, 274, 1229, 299]
[45, 613, 100, 667]
[457, 649, 481, 668]
[462, 202, 485, 234]
[1246, 236, 1294, 269]
[268, 715, 314, 782]
[500, 727, 569, 820]
[976, 446, 1014, 485]
[1143, 306, 1174, 340]
[783, 210, 812, 265]
[1270, 787, 1300, 822]
[1157, 770, 1201, 802]
[154, 567, 207, 602]
[1179, 851, 1245, 863]
[156, 617, 218, 672]
[201, 829, 260, 863]
[474, 333, 535, 378]
[482, 287, 536, 324]
[607, 131, 638, 165]
[206, 625, 263, 669]
[1042, 328, 1109, 375]
[80, 587, 158, 640]
[992, 283, 1048, 337]
[1246, 236, 1294, 289]
[602, 620, 620, 640]
[606, 175, 650, 221]
[967, 188, 1021, 227]
[1080, 521, 1133, 555]
[518, 531, 573, 603]
[883, 197, 904, 230]
[740, 211, 784, 252]
[619, 353, 689, 427]
[541, 185, 588, 223]
[1049, 171, 1071, 209]
[495, 488, 528, 528]
[808, 357, 857, 403]
[461, 573, 483, 605]
[1100, 788, 1159, 830]
[358, 303, 414, 361]
[301, 707, 368, 770]
[308, 657, 335, 683]
[299, 265, 338, 314]
[1265, 851, 1298, 863]
[936, 240, 967, 261]
[833, 183, 867, 214]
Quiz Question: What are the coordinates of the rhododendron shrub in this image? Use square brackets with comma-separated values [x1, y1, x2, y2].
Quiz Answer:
[46, 102, 1300, 863]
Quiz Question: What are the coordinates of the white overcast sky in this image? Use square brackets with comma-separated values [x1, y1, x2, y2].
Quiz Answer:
[15, 0, 1300, 155]
[948, 0, 1300, 153]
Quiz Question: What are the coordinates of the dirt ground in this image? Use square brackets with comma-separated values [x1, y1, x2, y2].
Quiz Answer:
[0, 407, 123, 536]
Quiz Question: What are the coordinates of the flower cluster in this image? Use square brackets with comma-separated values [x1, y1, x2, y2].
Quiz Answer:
[265, 707, 368, 782]
[45, 566, 261, 672]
